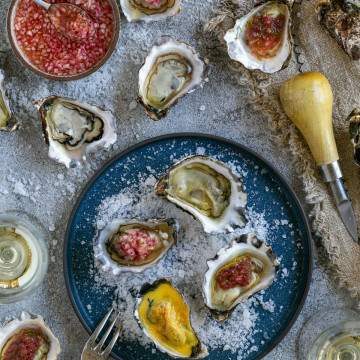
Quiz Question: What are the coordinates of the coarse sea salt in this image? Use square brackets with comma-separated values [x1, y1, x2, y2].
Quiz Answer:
[91, 173, 276, 358]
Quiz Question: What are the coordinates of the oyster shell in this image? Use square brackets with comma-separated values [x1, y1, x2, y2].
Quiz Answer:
[155, 156, 247, 233]
[0, 312, 61, 359]
[224, 1, 292, 73]
[202, 234, 278, 321]
[317, 0, 360, 60]
[34, 96, 117, 168]
[0, 70, 17, 132]
[94, 219, 178, 274]
[348, 108, 360, 166]
[120, 0, 181, 22]
[138, 38, 204, 120]
[135, 279, 208, 358]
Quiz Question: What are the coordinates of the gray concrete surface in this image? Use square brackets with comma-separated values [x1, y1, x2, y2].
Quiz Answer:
[0, 0, 353, 359]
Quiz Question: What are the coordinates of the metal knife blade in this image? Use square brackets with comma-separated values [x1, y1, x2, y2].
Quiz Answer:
[320, 162, 359, 243]
[337, 199, 359, 242]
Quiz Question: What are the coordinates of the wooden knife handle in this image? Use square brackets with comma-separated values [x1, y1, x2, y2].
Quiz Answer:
[279, 72, 339, 166]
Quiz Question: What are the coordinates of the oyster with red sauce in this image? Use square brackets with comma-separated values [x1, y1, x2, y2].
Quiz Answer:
[0, 312, 60, 360]
[224, 1, 292, 73]
[202, 234, 278, 321]
[120, 0, 181, 22]
[94, 218, 178, 274]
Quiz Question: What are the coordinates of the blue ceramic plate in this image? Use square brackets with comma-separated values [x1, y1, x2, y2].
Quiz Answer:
[64, 133, 312, 360]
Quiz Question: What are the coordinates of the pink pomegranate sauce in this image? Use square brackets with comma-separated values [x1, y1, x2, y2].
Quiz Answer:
[14, 0, 115, 77]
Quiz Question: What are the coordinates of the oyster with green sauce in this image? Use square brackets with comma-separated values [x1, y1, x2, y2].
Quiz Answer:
[0, 312, 61, 360]
[135, 279, 208, 358]
[203, 234, 278, 321]
[138, 38, 204, 120]
[94, 218, 178, 274]
[34, 96, 117, 168]
[348, 108, 360, 166]
[120, 0, 181, 22]
[0, 70, 17, 132]
[155, 155, 247, 233]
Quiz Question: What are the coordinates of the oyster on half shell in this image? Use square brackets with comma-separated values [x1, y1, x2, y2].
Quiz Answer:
[120, 0, 181, 22]
[0, 70, 17, 132]
[155, 156, 247, 234]
[224, 1, 292, 73]
[203, 234, 278, 321]
[0, 312, 61, 359]
[94, 219, 178, 274]
[34, 96, 117, 168]
[138, 38, 204, 120]
[135, 279, 208, 358]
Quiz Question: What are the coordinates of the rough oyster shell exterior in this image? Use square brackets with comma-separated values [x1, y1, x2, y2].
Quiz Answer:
[0, 70, 17, 132]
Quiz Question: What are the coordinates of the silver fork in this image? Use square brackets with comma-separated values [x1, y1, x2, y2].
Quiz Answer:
[81, 308, 121, 360]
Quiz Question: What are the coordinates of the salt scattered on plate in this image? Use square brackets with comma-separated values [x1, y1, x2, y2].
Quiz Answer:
[91, 170, 277, 358]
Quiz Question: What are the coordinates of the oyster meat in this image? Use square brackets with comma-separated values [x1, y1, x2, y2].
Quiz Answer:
[120, 0, 181, 22]
[202, 234, 278, 321]
[135, 279, 208, 358]
[138, 38, 204, 120]
[224, 1, 292, 73]
[0, 70, 17, 132]
[0, 312, 61, 360]
[317, 0, 360, 60]
[155, 156, 247, 233]
[34, 96, 117, 168]
[94, 219, 178, 274]
[348, 108, 360, 166]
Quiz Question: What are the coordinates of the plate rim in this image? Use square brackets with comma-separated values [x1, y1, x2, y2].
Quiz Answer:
[63, 132, 313, 360]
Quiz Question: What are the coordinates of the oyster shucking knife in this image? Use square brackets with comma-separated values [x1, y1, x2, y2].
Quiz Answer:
[279, 71, 358, 242]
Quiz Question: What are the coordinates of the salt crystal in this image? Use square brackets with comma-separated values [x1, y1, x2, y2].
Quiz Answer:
[129, 100, 138, 111]
[13, 181, 28, 197]
[199, 105, 206, 111]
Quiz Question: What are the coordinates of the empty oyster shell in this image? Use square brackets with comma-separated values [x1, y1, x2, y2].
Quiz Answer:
[34, 96, 117, 168]
[0, 70, 17, 132]
[202, 234, 278, 321]
[348, 108, 360, 166]
[0, 312, 61, 359]
[224, 1, 292, 73]
[135, 279, 208, 358]
[94, 219, 178, 274]
[155, 156, 247, 234]
[120, 0, 181, 22]
[138, 38, 204, 120]
[317, 0, 360, 60]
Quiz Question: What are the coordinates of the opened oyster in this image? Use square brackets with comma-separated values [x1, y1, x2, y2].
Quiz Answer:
[155, 156, 247, 233]
[317, 0, 360, 60]
[94, 219, 178, 274]
[348, 108, 360, 166]
[0, 312, 61, 359]
[135, 279, 208, 358]
[120, 0, 181, 22]
[224, 1, 292, 73]
[203, 234, 278, 321]
[0, 70, 17, 132]
[138, 38, 204, 120]
[34, 96, 117, 168]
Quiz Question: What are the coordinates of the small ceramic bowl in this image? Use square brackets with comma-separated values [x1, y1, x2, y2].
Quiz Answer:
[6, 0, 121, 81]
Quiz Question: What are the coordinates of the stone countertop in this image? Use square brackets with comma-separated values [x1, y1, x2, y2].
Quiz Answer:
[0, 0, 354, 359]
